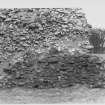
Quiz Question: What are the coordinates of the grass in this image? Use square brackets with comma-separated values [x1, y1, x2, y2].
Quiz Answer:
[0, 84, 105, 103]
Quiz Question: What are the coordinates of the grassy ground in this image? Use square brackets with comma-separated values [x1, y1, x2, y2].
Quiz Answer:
[0, 85, 105, 103]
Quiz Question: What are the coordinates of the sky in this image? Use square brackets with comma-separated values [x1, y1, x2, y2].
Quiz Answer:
[69, 0, 105, 29]
[0, 0, 105, 28]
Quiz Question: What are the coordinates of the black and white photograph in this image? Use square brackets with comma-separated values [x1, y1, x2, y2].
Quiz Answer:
[0, 0, 105, 104]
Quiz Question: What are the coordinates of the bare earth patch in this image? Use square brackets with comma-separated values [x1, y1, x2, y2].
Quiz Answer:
[0, 85, 105, 104]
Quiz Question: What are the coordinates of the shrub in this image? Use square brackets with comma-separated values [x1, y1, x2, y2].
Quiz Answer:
[89, 29, 105, 53]
[89, 30, 101, 47]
